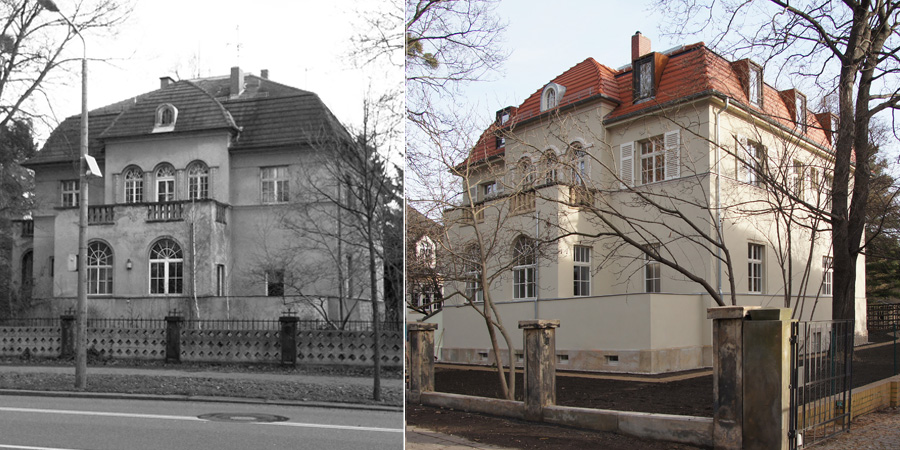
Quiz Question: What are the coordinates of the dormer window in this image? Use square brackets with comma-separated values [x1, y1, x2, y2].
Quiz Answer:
[633, 55, 655, 101]
[540, 83, 566, 112]
[153, 104, 178, 132]
[747, 63, 763, 107]
[795, 92, 807, 132]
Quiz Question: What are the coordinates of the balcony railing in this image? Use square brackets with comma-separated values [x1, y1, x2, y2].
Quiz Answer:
[510, 191, 535, 215]
[88, 206, 115, 225]
[147, 202, 184, 222]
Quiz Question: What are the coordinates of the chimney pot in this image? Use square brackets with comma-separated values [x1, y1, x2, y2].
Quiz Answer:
[632, 32, 652, 61]
[159, 76, 175, 89]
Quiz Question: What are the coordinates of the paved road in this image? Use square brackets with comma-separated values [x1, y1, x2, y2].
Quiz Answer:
[0, 394, 403, 450]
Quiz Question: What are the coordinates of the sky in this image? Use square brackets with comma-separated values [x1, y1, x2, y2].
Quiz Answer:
[39, 0, 401, 147]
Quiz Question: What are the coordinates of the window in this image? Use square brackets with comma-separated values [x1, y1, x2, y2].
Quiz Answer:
[747, 63, 763, 107]
[481, 181, 497, 200]
[187, 161, 209, 200]
[513, 237, 536, 299]
[21, 250, 33, 296]
[61, 180, 79, 207]
[464, 247, 483, 302]
[795, 93, 807, 132]
[633, 56, 654, 101]
[149, 238, 183, 294]
[641, 138, 665, 184]
[822, 257, 833, 296]
[156, 164, 175, 202]
[546, 89, 557, 109]
[87, 241, 113, 295]
[644, 243, 660, 293]
[569, 142, 588, 185]
[266, 269, 285, 296]
[742, 140, 766, 186]
[216, 264, 225, 296]
[541, 152, 558, 185]
[792, 160, 804, 197]
[154, 104, 178, 130]
[748, 243, 764, 293]
[124, 167, 143, 203]
[417, 237, 436, 268]
[540, 83, 565, 111]
[573, 245, 591, 297]
[518, 158, 534, 189]
[261, 166, 289, 203]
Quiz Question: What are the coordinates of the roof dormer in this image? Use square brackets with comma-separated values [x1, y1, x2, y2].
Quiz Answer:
[152, 103, 177, 133]
[780, 89, 807, 133]
[541, 83, 566, 112]
[630, 32, 668, 104]
[495, 106, 517, 125]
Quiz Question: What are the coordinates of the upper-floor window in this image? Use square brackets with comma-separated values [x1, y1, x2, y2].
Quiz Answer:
[87, 240, 113, 295]
[795, 93, 807, 132]
[540, 83, 565, 112]
[822, 256, 833, 296]
[187, 161, 209, 200]
[417, 237, 436, 268]
[573, 245, 591, 297]
[748, 243, 764, 293]
[747, 63, 763, 107]
[266, 269, 285, 296]
[641, 138, 665, 184]
[569, 142, 588, 185]
[123, 166, 144, 204]
[741, 139, 766, 187]
[541, 151, 558, 185]
[481, 181, 497, 200]
[156, 164, 175, 202]
[633, 56, 654, 101]
[261, 166, 289, 204]
[518, 158, 534, 189]
[792, 160, 804, 197]
[61, 180, 79, 207]
[464, 245, 483, 303]
[154, 104, 178, 131]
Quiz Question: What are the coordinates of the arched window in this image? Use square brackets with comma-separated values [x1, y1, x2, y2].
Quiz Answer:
[155, 164, 175, 202]
[155, 104, 178, 128]
[87, 241, 113, 295]
[123, 167, 143, 203]
[149, 238, 183, 294]
[187, 161, 209, 200]
[541, 151, 558, 185]
[540, 83, 565, 111]
[568, 142, 588, 185]
[546, 89, 557, 108]
[512, 236, 536, 299]
[21, 250, 33, 296]
[518, 158, 534, 188]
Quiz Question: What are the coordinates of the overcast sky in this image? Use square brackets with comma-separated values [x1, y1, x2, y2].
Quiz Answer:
[41, 0, 400, 145]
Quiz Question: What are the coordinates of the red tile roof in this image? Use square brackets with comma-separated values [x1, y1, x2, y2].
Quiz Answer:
[464, 42, 832, 166]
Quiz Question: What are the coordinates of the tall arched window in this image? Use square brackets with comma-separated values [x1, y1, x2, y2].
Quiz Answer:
[123, 167, 143, 203]
[155, 164, 175, 202]
[569, 142, 588, 185]
[541, 152, 558, 185]
[87, 241, 113, 295]
[187, 161, 209, 200]
[150, 238, 183, 294]
[518, 158, 534, 188]
[512, 236, 536, 299]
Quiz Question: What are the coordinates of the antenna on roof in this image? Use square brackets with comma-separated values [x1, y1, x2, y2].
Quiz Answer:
[227, 25, 242, 67]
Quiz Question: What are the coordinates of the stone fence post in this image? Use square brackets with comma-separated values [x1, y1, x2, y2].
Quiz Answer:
[407, 321, 437, 403]
[743, 308, 793, 450]
[279, 312, 299, 366]
[519, 319, 560, 421]
[165, 311, 183, 363]
[60, 311, 75, 359]
[708, 306, 758, 450]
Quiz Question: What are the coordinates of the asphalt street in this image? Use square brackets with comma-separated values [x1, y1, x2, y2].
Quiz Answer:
[0, 394, 402, 450]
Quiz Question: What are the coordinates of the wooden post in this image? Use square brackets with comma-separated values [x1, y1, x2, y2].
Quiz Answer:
[407, 321, 437, 403]
[519, 319, 560, 422]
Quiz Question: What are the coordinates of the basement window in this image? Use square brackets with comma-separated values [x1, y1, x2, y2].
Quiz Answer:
[606, 355, 619, 365]
[557, 354, 569, 364]
[478, 351, 489, 362]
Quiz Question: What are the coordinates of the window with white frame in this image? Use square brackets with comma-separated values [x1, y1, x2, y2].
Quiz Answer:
[744, 141, 766, 187]
[747, 63, 763, 107]
[795, 93, 807, 132]
[569, 142, 588, 185]
[187, 161, 209, 200]
[156, 164, 175, 202]
[540, 83, 565, 111]
[155, 104, 178, 128]
[518, 158, 534, 188]
[748, 243, 764, 293]
[123, 167, 143, 203]
[149, 238, 183, 294]
[417, 237, 436, 268]
[822, 256, 833, 296]
[261, 166, 289, 203]
[542, 151, 558, 185]
[512, 237, 536, 299]
[481, 180, 497, 200]
[573, 245, 591, 296]
[60, 180, 79, 207]
[792, 160, 804, 197]
[645, 243, 661, 293]
[641, 138, 665, 184]
[464, 247, 483, 302]
[87, 241, 113, 295]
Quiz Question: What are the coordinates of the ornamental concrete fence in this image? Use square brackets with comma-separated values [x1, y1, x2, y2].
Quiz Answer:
[0, 315, 403, 368]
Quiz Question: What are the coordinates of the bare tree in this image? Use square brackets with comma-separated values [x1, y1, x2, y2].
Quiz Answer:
[658, 0, 900, 327]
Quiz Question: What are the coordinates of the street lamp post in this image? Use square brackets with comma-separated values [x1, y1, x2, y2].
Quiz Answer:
[38, 0, 89, 389]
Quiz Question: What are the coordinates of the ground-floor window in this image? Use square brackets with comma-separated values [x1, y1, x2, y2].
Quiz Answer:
[87, 241, 113, 295]
[150, 238, 183, 294]
[573, 245, 591, 296]
[748, 243, 764, 293]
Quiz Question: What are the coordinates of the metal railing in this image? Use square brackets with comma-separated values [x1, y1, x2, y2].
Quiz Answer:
[0, 317, 59, 327]
[867, 302, 900, 332]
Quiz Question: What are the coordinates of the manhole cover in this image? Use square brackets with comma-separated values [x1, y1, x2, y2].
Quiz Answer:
[198, 413, 290, 423]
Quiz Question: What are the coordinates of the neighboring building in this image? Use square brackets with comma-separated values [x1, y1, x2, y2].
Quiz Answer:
[406, 205, 443, 317]
[438, 33, 866, 374]
[12, 67, 379, 321]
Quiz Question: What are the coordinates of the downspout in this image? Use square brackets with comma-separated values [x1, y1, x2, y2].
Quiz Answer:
[534, 207, 540, 319]
[715, 97, 730, 299]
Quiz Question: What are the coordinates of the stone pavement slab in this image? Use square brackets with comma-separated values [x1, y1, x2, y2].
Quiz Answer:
[812, 407, 900, 449]
[406, 425, 516, 450]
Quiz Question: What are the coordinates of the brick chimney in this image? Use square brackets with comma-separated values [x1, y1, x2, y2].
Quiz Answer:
[632, 31, 651, 61]
[159, 76, 175, 89]
[260, 69, 269, 79]
[230, 66, 245, 97]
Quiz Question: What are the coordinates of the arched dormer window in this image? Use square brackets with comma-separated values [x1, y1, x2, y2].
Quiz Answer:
[154, 104, 178, 132]
[540, 83, 566, 112]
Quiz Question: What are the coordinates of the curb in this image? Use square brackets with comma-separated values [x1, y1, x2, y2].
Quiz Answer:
[0, 389, 403, 413]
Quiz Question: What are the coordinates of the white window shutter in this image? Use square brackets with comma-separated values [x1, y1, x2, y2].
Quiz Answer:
[620, 142, 634, 188]
[664, 130, 680, 180]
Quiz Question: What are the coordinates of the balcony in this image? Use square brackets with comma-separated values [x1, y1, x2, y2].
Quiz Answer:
[81, 200, 229, 226]
[88, 206, 115, 225]
[147, 202, 184, 222]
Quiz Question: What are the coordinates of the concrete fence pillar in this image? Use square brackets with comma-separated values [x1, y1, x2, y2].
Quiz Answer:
[519, 319, 560, 421]
[708, 306, 758, 450]
[60, 313, 75, 359]
[165, 312, 183, 363]
[279, 314, 299, 366]
[407, 321, 437, 403]
[742, 308, 793, 450]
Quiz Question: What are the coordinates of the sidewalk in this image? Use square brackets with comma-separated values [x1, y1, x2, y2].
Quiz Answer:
[812, 407, 900, 449]
[406, 426, 516, 450]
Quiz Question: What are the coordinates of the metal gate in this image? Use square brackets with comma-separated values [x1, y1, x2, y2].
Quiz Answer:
[789, 320, 854, 449]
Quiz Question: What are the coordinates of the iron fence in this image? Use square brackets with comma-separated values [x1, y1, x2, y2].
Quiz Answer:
[0, 318, 60, 327]
[789, 320, 854, 449]
[296, 320, 403, 332]
[85, 318, 167, 329]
